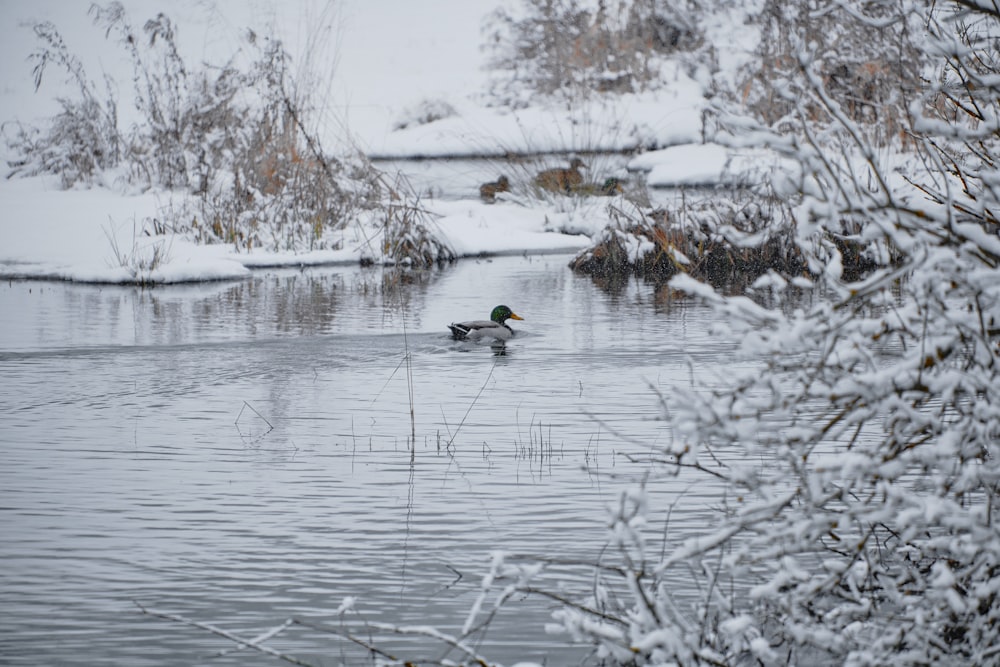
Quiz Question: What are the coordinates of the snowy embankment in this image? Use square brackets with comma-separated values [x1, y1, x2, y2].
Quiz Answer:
[0, 61, 801, 286]
[0, 172, 612, 283]
[0, 137, 798, 284]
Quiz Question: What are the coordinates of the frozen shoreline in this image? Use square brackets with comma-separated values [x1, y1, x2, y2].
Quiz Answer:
[0, 170, 601, 284]
[0, 139, 810, 284]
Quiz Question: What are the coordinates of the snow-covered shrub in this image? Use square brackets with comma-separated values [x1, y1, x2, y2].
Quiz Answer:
[392, 98, 458, 131]
[483, 0, 702, 106]
[548, 1, 1000, 665]
[569, 192, 818, 287]
[87, 3, 375, 253]
[567, 0, 916, 285]
[5, 21, 121, 188]
[7, 3, 451, 264]
[375, 171, 455, 267]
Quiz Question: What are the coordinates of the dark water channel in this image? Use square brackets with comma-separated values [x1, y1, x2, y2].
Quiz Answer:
[1, 255, 745, 666]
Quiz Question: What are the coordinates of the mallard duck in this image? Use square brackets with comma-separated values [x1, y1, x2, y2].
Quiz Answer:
[479, 175, 511, 203]
[574, 177, 625, 196]
[448, 305, 524, 341]
[534, 158, 587, 194]
[599, 177, 625, 195]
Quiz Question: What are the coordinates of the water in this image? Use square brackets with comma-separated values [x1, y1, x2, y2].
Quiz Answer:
[0, 256, 741, 666]
[372, 156, 640, 201]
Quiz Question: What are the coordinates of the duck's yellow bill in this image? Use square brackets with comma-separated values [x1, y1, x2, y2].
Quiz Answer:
[509, 313, 524, 320]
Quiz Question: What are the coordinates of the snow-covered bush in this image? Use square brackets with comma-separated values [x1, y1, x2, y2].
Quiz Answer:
[546, 1, 1000, 664]
[569, 192, 817, 288]
[392, 98, 458, 131]
[567, 0, 914, 284]
[375, 171, 456, 267]
[5, 21, 122, 188]
[6, 3, 448, 263]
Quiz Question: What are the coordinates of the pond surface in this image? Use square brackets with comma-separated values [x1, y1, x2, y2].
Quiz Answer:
[0, 255, 743, 666]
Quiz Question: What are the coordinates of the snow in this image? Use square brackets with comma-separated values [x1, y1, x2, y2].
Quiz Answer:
[0, 176, 248, 283]
[628, 143, 798, 187]
[0, 0, 726, 284]
[432, 199, 593, 256]
[0, 176, 254, 283]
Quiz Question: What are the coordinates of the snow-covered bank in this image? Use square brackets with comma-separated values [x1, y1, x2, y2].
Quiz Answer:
[627, 143, 798, 188]
[0, 177, 248, 284]
[0, 138, 805, 284]
[0, 173, 602, 284]
[375, 66, 704, 159]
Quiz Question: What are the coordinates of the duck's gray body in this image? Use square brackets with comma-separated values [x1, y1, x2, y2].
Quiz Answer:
[448, 305, 523, 342]
[448, 319, 515, 341]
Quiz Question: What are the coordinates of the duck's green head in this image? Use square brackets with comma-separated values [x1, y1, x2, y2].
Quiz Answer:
[491, 305, 523, 324]
[602, 177, 624, 194]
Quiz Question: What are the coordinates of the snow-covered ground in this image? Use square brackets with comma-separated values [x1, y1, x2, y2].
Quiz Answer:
[0, 0, 763, 284]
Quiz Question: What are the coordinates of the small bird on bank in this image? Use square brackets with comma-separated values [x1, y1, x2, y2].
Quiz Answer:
[534, 158, 587, 194]
[448, 305, 524, 341]
[480, 175, 511, 203]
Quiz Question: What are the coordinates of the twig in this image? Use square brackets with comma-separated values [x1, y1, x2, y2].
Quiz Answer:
[134, 602, 314, 666]
[236, 401, 274, 431]
[289, 618, 402, 663]
[447, 356, 499, 447]
[300, 618, 493, 667]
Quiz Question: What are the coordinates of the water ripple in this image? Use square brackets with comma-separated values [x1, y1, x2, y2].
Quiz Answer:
[1, 257, 734, 665]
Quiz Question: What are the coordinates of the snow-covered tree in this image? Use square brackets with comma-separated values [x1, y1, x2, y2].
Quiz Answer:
[547, 1, 1000, 664]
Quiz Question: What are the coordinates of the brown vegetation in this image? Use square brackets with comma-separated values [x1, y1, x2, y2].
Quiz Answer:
[570, 197, 886, 288]
[9, 3, 456, 267]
